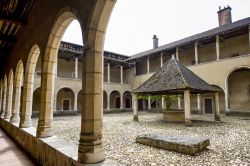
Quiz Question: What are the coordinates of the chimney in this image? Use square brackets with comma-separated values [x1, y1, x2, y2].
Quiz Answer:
[218, 5, 232, 26]
[153, 35, 158, 49]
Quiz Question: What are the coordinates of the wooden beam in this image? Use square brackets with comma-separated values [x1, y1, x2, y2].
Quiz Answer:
[0, 12, 27, 25]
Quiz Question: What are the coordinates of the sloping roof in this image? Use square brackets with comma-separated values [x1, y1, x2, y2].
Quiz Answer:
[0, 0, 37, 58]
[127, 17, 250, 61]
[134, 57, 217, 94]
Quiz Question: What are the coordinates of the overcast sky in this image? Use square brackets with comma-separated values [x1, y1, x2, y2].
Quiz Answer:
[62, 0, 250, 56]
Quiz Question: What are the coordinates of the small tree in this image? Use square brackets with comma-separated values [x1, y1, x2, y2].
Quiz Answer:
[162, 95, 179, 110]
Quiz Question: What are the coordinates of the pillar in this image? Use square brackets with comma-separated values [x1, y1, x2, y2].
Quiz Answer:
[74, 92, 77, 111]
[225, 88, 230, 113]
[75, 57, 78, 79]
[197, 94, 201, 111]
[120, 93, 123, 109]
[107, 93, 110, 110]
[107, 63, 110, 83]
[184, 90, 191, 126]
[10, 79, 22, 123]
[78, 35, 105, 164]
[216, 35, 220, 61]
[248, 25, 250, 46]
[148, 96, 151, 109]
[134, 62, 137, 75]
[161, 96, 165, 109]
[120, 65, 123, 84]
[178, 95, 182, 109]
[195, 42, 199, 64]
[176, 47, 179, 61]
[214, 92, 221, 121]
[36, 66, 55, 137]
[147, 56, 150, 74]
[19, 75, 35, 128]
[0, 79, 7, 117]
[160, 52, 163, 67]
[4, 78, 13, 119]
[0, 82, 2, 113]
[133, 93, 138, 121]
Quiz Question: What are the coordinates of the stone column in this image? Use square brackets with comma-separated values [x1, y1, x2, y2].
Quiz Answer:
[225, 88, 230, 113]
[54, 94, 57, 112]
[0, 79, 7, 117]
[107, 63, 110, 83]
[148, 96, 151, 109]
[78, 39, 105, 164]
[120, 93, 123, 109]
[176, 47, 179, 61]
[147, 56, 150, 74]
[161, 96, 165, 109]
[75, 57, 78, 79]
[216, 35, 220, 61]
[107, 93, 110, 110]
[178, 95, 182, 109]
[36, 65, 55, 137]
[133, 93, 138, 121]
[134, 62, 137, 75]
[120, 65, 123, 84]
[184, 90, 191, 126]
[197, 94, 201, 111]
[19, 74, 35, 128]
[10, 78, 22, 123]
[4, 78, 13, 119]
[214, 92, 221, 121]
[0, 81, 2, 113]
[195, 42, 199, 64]
[74, 92, 77, 111]
[160, 52, 163, 67]
[248, 25, 250, 46]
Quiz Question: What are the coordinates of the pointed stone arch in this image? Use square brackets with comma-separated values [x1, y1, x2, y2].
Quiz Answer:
[19, 44, 40, 128]
[10, 60, 24, 123]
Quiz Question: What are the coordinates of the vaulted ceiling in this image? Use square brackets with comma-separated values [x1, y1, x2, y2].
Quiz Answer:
[0, 0, 37, 59]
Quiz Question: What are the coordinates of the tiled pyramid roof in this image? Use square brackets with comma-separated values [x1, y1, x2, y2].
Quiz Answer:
[134, 57, 217, 94]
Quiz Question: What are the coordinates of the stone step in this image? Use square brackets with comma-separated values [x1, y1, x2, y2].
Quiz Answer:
[136, 133, 210, 155]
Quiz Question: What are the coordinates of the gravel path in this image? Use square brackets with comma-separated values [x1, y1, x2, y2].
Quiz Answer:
[33, 112, 250, 166]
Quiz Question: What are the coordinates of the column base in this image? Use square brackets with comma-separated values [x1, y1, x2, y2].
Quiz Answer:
[19, 119, 32, 128]
[10, 115, 19, 123]
[4, 114, 10, 119]
[78, 145, 105, 164]
[36, 126, 54, 138]
[133, 115, 138, 121]
[214, 115, 221, 121]
[0, 112, 5, 118]
[225, 108, 230, 114]
[185, 119, 192, 126]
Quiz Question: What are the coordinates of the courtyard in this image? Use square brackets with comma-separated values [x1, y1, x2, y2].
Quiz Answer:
[33, 112, 250, 166]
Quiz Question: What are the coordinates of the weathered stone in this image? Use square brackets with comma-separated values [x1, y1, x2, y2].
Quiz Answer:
[136, 133, 210, 155]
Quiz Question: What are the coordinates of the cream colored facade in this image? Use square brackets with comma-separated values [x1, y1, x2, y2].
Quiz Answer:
[0, 2, 249, 165]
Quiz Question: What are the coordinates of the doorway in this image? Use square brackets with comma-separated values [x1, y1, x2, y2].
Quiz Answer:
[204, 98, 213, 114]
[63, 99, 70, 110]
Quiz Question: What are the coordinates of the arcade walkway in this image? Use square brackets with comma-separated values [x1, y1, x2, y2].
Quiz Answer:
[0, 129, 35, 166]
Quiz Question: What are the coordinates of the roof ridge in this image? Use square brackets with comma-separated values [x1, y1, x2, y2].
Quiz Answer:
[173, 59, 189, 87]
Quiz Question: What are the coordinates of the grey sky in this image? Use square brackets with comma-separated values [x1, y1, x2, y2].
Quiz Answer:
[62, 0, 250, 56]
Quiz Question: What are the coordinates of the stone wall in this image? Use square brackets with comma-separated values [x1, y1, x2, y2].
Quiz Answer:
[0, 118, 77, 165]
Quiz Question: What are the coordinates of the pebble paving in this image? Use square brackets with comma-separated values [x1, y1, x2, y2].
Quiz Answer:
[33, 112, 250, 166]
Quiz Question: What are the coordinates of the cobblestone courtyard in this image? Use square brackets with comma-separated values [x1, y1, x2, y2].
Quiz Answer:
[33, 112, 250, 165]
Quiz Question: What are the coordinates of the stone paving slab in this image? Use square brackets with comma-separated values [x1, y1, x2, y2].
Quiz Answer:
[0, 128, 35, 166]
[136, 133, 210, 155]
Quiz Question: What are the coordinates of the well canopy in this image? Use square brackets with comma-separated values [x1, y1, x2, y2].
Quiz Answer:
[134, 56, 217, 95]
